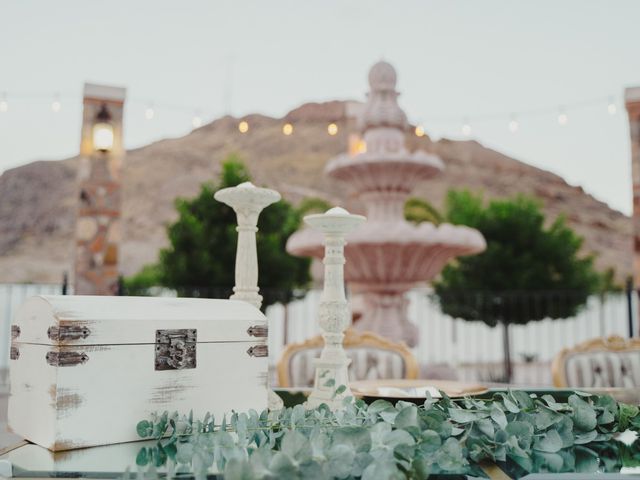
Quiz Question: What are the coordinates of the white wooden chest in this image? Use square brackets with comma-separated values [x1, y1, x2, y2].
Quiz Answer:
[8, 295, 269, 451]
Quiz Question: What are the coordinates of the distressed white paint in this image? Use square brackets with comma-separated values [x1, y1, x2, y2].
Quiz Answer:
[8, 295, 268, 451]
[305, 207, 366, 409]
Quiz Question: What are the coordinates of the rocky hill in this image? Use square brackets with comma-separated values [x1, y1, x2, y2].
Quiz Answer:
[0, 101, 631, 284]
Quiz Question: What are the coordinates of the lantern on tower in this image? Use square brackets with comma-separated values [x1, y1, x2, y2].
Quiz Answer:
[92, 104, 114, 152]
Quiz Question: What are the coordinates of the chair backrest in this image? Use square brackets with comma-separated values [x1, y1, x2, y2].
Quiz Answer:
[277, 328, 419, 388]
[551, 335, 640, 388]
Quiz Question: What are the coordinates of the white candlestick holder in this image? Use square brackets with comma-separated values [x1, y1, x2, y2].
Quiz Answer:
[214, 181, 280, 310]
[305, 207, 366, 409]
[214, 181, 283, 410]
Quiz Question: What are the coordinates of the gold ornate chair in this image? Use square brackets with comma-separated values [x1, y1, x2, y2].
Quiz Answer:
[277, 328, 419, 388]
[552, 335, 640, 388]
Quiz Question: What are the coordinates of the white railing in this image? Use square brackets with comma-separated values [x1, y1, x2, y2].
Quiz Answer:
[266, 289, 635, 385]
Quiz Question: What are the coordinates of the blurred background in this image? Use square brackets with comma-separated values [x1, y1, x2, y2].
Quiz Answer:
[1, 0, 640, 422]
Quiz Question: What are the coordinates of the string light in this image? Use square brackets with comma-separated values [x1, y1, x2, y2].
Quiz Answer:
[0, 90, 625, 136]
[461, 119, 472, 137]
[51, 94, 61, 113]
[557, 107, 568, 126]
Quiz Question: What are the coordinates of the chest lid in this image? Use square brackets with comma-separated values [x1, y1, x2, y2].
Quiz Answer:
[12, 295, 267, 346]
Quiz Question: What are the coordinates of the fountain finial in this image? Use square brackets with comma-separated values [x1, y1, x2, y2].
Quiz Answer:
[359, 60, 408, 134]
[368, 60, 397, 92]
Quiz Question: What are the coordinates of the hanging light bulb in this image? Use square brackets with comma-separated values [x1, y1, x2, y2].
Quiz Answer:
[415, 125, 425, 137]
[327, 123, 338, 136]
[282, 123, 293, 136]
[607, 97, 617, 115]
[508, 115, 519, 133]
[238, 120, 249, 133]
[92, 103, 114, 152]
[0, 92, 8, 113]
[192, 113, 203, 128]
[145, 105, 155, 120]
[461, 119, 472, 137]
[51, 94, 61, 113]
[557, 108, 568, 126]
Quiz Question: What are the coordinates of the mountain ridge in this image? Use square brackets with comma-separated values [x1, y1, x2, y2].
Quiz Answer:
[0, 100, 631, 284]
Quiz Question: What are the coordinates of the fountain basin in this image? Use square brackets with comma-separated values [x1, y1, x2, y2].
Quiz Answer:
[327, 151, 443, 195]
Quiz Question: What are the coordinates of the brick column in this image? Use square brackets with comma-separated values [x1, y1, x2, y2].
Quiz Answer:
[74, 84, 126, 295]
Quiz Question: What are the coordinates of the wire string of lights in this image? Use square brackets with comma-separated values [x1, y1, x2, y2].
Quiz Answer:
[0, 90, 622, 137]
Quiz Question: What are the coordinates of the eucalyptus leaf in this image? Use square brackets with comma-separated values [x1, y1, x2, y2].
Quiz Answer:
[333, 426, 372, 453]
[447, 408, 490, 424]
[137, 420, 153, 438]
[268, 452, 298, 478]
[326, 444, 356, 479]
[394, 405, 419, 429]
[574, 429, 598, 445]
[435, 438, 467, 471]
[490, 404, 508, 429]
[534, 429, 563, 453]
[135, 447, 149, 466]
[511, 390, 534, 410]
[281, 430, 312, 462]
[361, 458, 403, 480]
[383, 429, 415, 449]
[535, 404, 563, 430]
[571, 404, 598, 432]
[133, 389, 640, 478]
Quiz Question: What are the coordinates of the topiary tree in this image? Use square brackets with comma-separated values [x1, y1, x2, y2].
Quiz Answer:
[297, 197, 332, 216]
[404, 197, 442, 225]
[434, 190, 602, 380]
[125, 154, 311, 310]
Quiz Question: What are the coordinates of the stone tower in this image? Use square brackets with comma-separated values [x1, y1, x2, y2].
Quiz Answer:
[74, 84, 126, 295]
[626, 87, 640, 287]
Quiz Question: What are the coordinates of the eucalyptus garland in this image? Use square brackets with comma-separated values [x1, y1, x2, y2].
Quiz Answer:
[135, 390, 640, 479]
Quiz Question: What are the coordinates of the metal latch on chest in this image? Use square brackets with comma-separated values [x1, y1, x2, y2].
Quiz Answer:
[155, 329, 197, 371]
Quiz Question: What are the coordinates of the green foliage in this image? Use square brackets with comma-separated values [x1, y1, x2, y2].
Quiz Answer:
[134, 391, 640, 479]
[404, 197, 442, 225]
[122, 264, 162, 294]
[596, 267, 623, 294]
[297, 197, 333, 216]
[124, 154, 311, 309]
[434, 191, 602, 326]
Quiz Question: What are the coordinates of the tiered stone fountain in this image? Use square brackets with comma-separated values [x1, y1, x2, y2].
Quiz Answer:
[287, 61, 486, 347]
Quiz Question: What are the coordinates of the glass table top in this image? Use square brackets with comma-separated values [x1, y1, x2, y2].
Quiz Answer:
[1, 388, 640, 479]
[1, 436, 640, 479]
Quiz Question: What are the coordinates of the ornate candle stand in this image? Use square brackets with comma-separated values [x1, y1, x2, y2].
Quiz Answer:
[214, 182, 280, 310]
[305, 207, 366, 409]
[214, 181, 283, 410]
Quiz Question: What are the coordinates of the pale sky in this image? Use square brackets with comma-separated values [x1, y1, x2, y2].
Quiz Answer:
[1, 0, 638, 214]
